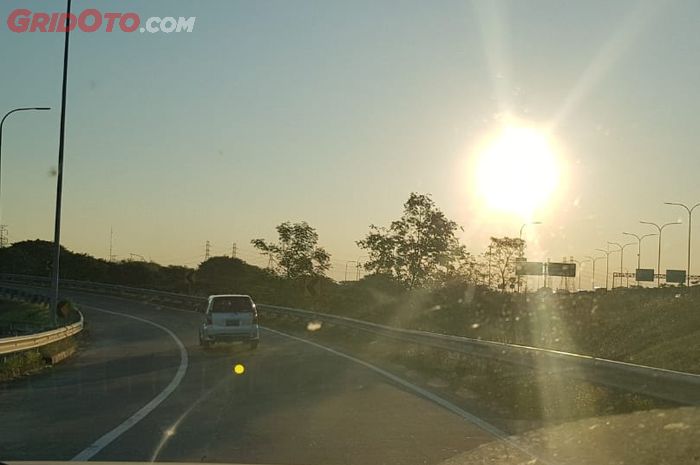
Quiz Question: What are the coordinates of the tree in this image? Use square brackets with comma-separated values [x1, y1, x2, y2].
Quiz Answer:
[485, 237, 525, 292]
[357, 193, 468, 289]
[251, 221, 331, 278]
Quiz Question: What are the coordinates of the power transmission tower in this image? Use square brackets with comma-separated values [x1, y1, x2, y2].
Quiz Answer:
[560, 256, 567, 291]
[205, 240, 211, 260]
[0, 225, 8, 248]
[231, 242, 237, 258]
[569, 256, 575, 292]
[108, 227, 117, 262]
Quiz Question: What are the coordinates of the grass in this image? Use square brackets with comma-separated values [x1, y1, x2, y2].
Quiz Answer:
[0, 349, 46, 381]
[0, 298, 81, 382]
[0, 336, 80, 382]
[300, 284, 700, 374]
[0, 298, 52, 330]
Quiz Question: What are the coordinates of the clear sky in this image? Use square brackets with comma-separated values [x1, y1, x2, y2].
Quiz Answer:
[1, 0, 699, 283]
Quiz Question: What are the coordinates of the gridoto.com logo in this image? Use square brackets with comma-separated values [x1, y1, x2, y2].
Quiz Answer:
[7, 8, 196, 33]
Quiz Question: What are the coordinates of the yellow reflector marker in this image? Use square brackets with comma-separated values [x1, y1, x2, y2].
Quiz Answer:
[233, 363, 245, 375]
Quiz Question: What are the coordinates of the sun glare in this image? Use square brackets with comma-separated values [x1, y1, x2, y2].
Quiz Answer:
[473, 126, 561, 218]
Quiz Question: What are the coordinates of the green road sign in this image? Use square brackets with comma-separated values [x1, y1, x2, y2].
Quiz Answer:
[516, 261, 544, 276]
[666, 269, 686, 284]
[547, 262, 576, 277]
[635, 269, 655, 282]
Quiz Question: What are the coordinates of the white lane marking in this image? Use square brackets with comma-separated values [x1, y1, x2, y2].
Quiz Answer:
[262, 327, 553, 465]
[72, 306, 189, 461]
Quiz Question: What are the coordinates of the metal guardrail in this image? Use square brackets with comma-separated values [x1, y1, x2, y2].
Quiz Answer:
[0, 311, 83, 356]
[1, 273, 699, 404]
[0, 282, 84, 355]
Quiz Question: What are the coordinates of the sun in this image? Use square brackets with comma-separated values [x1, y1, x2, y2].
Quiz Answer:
[473, 125, 561, 218]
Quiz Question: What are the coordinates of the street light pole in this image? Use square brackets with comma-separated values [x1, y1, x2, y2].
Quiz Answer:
[622, 232, 657, 285]
[595, 248, 618, 290]
[50, 0, 72, 328]
[607, 242, 635, 288]
[0, 107, 51, 222]
[664, 202, 700, 286]
[573, 258, 590, 291]
[640, 220, 681, 287]
[585, 255, 606, 290]
[517, 221, 541, 292]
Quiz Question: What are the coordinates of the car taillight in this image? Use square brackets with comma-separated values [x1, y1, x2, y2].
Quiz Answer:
[206, 314, 212, 325]
[253, 312, 259, 324]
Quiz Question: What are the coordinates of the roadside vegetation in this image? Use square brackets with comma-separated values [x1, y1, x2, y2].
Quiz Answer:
[0, 299, 80, 381]
[0, 298, 52, 334]
[1, 192, 698, 373]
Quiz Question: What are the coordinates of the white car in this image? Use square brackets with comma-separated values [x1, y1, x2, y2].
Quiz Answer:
[198, 294, 259, 349]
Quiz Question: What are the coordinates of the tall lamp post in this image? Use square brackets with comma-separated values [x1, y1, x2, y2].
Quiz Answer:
[607, 242, 635, 288]
[585, 255, 605, 290]
[622, 231, 657, 284]
[664, 202, 700, 287]
[0, 107, 51, 221]
[573, 258, 591, 291]
[640, 220, 681, 287]
[517, 221, 542, 292]
[50, 0, 72, 328]
[595, 248, 618, 290]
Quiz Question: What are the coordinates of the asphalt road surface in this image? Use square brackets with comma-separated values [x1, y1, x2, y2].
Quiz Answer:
[1, 291, 498, 465]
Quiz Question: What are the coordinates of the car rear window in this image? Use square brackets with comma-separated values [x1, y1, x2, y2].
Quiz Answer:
[211, 296, 254, 313]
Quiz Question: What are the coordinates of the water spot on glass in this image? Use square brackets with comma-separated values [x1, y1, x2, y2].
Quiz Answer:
[663, 422, 689, 431]
[306, 321, 322, 332]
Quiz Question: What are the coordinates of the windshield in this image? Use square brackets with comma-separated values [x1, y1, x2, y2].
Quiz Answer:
[0, 1, 698, 465]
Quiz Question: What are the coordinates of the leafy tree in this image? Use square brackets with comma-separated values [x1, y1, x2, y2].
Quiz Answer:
[357, 193, 468, 289]
[251, 221, 331, 278]
[435, 252, 483, 285]
[485, 237, 525, 292]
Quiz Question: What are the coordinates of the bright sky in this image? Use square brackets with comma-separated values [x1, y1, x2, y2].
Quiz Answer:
[1, 0, 699, 283]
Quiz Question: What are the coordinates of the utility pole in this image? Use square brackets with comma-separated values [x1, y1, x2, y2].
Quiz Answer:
[231, 242, 237, 259]
[205, 240, 211, 260]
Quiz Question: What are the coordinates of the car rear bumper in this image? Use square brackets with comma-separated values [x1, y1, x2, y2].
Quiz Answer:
[201, 325, 259, 342]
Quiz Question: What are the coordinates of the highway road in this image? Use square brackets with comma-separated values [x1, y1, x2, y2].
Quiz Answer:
[0, 291, 500, 465]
